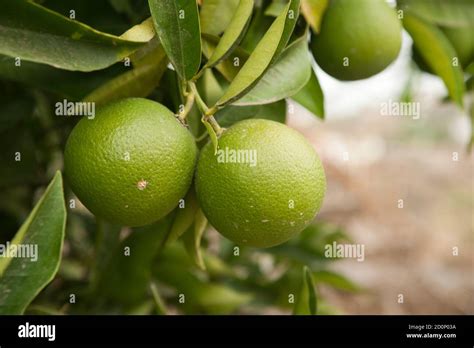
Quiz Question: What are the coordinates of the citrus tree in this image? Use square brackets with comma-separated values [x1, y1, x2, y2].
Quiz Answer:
[0, 0, 472, 315]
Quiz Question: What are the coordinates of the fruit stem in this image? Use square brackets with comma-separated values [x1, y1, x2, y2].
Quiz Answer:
[191, 67, 206, 82]
[177, 88, 195, 123]
[188, 81, 223, 136]
[189, 81, 208, 113]
[206, 115, 224, 136]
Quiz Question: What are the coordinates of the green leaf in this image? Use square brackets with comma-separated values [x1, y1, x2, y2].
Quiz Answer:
[98, 217, 174, 304]
[200, 0, 240, 36]
[313, 270, 360, 292]
[300, 0, 328, 33]
[0, 0, 149, 72]
[215, 100, 286, 127]
[187, 104, 205, 138]
[148, 0, 202, 81]
[129, 37, 163, 67]
[467, 62, 474, 75]
[206, 0, 254, 68]
[216, 0, 301, 107]
[216, 105, 260, 127]
[293, 266, 317, 315]
[89, 220, 122, 291]
[198, 69, 226, 106]
[398, 0, 474, 28]
[193, 283, 252, 314]
[236, 36, 311, 105]
[240, 3, 274, 52]
[182, 209, 207, 270]
[149, 282, 168, 315]
[292, 67, 324, 119]
[83, 45, 168, 107]
[24, 305, 63, 315]
[202, 34, 249, 81]
[40, 0, 147, 35]
[256, 99, 287, 123]
[161, 69, 185, 111]
[0, 55, 126, 100]
[154, 263, 252, 314]
[0, 171, 66, 314]
[265, 0, 287, 17]
[164, 190, 199, 246]
[403, 14, 465, 107]
[120, 17, 156, 42]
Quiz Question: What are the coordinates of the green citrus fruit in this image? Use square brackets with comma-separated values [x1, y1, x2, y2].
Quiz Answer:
[311, 0, 402, 81]
[195, 119, 326, 248]
[64, 98, 197, 227]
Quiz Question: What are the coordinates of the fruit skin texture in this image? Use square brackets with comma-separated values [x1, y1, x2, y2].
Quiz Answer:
[311, 0, 402, 81]
[195, 119, 326, 248]
[64, 98, 197, 227]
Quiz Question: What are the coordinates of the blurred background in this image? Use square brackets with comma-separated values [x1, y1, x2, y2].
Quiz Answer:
[290, 32, 473, 314]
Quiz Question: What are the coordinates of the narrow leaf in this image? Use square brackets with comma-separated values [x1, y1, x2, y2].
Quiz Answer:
[398, 0, 474, 28]
[130, 38, 164, 67]
[301, 0, 328, 33]
[0, 0, 148, 71]
[293, 266, 318, 315]
[83, 46, 168, 107]
[216, 0, 301, 107]
[0, 172, 66, 314]
[0, 55, 126, 100]
[183, 209, 208, 270]
[216, 105, 260, 127]
[193, 283, 252, 314]
[148, 0, 202, 81]
[202, 34, 249, 81]
[154, 263, 252, 314]
[265, 0, 287, 17]
[199, 69, 226, 107]
[467, 62, 474, 75]
[149, 282, 168, 315]
[164, 190, 199, 246]
[403, 14, 465, 106]
[236, 36, 311, 105]
[313, 270, 360, 292]
[200, 0, 240, 36]
[97, 217, 174, 304]
[206, 0, 254, 68]
[215, 100, 286, 127]
[120, 17, 156, 42]
[240, 3, 274, 52]
[292, 67, 324, 119]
